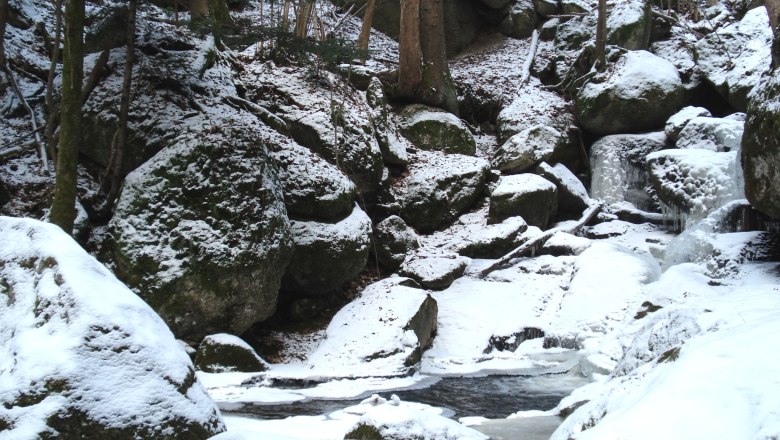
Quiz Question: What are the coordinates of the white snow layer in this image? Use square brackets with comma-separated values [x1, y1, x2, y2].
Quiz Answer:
[0, 217, 223, 438]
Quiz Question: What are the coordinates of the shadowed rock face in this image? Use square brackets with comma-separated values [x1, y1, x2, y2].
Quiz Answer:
[110, 116, 293, 342]
[742, 71, 780, 218]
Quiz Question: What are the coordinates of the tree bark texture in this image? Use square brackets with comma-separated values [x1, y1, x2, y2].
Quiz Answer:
[358, 0, 377, 63]
[46, 0, 63, 163]
[398, 0, 422, 98]
[107, 0, 136, 206]
[0, 0, 7, 69]
[50, 0, 84, 233]
[418, 0, 458, 114]
[294, 0, 315, 38]
[595, 0, 607, 70]
[767, 0, 779, 67]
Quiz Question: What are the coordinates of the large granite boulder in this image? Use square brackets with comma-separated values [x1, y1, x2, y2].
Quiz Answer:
[244, 66, 383, 193]
[399, 252, 470, 290]
[554, 14, 597, 51]
[647, 149, 745, 225]
[110, 117, 293, 341]
[399, 104, 476, 156]
[742, 71, 780, 218]
[398, 151, 489, 233]
[676, 116, 744, 152]
[374, 215, 420, 271]
[489, 174, 558, 228]
[283, 204, 372, 294]
[497, 83, 575, 145]
[694, 7, 773, 111]
[271, 137, 356, 221]
[606, 0, 652, 50]
[492, 125, 569, 174]
[536, 162, 591, 219]
[194, 334, 269, 373]
[306, 278, 438, 377]
[500, 0, 538, 39]
[0, 217, 225, 439]
[576, 50, 685, 135]
[367, 77, 409, 166]
[590, 132, 667, 210]
[665, 106, 713, 141]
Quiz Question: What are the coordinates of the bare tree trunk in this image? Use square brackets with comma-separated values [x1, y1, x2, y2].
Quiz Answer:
[281, 0, 291, 33]
[50, 0, 84, 233]
[418, 0, 458, 114]
[595, 0, 607, 70]
[767, 0, 779, 67]
[398, 0, 422, 98]
[106, 0, 136, 206]
[0, 0, 8, 75]
[295, 0, 315, 38]
[358, 0, 377, 64]
[46, 0, 63, 164]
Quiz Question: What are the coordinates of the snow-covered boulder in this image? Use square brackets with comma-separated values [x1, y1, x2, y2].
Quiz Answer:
[283, 204, 372, 294]
[110, 118, 293, 341]
[399, 104, 476, 156]
[742, 71, 780, 218]
[676, 116, 744, 152]
[694, 6, 773, 111]
[554, 14, 596, 51]
[367, 77, 409, 166]
[451, 215, 529, 258]
[243, 64, 383, 193]
[606, 0, 652, 50]
[398, 151, 489, 233]
[307, 278, 438, 377]
[489, 174, 558, 228]
[576, 50, 685, 135]
[0, 217, 225, 439]
[271, 139, 356, 221]
[541, 231, 592, 256]
[500, 0, 538, 39]
[590, 132, 668, 210]
[536, 162, 591, 220]
[492, 125, 569, 174]
[664, 106, 713, 141]
[374, 215, 420, 271]
[647, 149, 745, 227]
[497, 83, 575, 144]
[534, 0, 560, 17]
[399, 253, 471, 290]
[194, 334, 268, 373]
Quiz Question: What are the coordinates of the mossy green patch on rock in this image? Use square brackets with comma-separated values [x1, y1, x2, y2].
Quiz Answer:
[345, 423, 385, 440]
[195, 334, 269, 373]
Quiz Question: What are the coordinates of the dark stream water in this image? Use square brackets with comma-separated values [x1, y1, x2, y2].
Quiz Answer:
[226, 374, 586, 420]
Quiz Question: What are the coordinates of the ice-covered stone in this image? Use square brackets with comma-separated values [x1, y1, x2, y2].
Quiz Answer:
[590, 132, 667, 210]
[110, 117, 293, 341]
[694, 6, 773, 111]
[489, 174, 558, 228]
[576, 50, 685, 135]
[399, 104, 476, 156]
[676, 116, 744, 152]
[0, 217, 225, 439]
[283, 204, 372, 294]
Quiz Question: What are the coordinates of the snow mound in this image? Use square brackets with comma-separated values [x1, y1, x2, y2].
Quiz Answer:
[0, 217, 224, 439]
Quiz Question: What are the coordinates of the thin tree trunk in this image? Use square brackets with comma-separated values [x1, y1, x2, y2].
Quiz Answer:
[281, 0, 291, 33]
[295, 0, 315, 38]
[767, 0, 779, 67]
[358, 0, 376, 64]
[0, 0, 7, 69]
[398, 0, 422, 98]
[106, 0, 136, 206]
[50, 0, 85, 233]
[595, 0, 607, 70]
[418, 0, 458, 114]
[46, 0, 63, 164]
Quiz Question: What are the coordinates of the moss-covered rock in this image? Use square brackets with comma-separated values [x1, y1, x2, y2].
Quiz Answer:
[398, 151, 489, 233]
[741, 71, 780, 218]
[399, 104, 476, 156]
[110, 115, 293, 341]
[489, 174, 558, 228]
[282, 204, 372, 295]
[576, 50, 685, 135]
[194, 334, 269, 373]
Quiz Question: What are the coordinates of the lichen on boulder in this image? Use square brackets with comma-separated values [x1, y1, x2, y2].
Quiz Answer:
[109, 114, 293, 341]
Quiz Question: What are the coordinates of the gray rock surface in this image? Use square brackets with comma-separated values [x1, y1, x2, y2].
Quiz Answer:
[489, 174, 558, 228]
[374, 215, 420, 271]
[195, 334, 269, 373]
[742, 71, 780, 218]
[399, 104, 477, 156]
[492, 125, 568, 174]
[399, 253, 471, 290]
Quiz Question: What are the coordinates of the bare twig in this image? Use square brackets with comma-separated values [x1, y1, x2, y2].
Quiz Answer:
[516, 29, 539, 94]
[478, 203, 602, 278]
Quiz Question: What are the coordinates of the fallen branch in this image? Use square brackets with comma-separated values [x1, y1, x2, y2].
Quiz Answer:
[478, 203, 603, 278]
[223, 95, 289, 134]
[515, 29, 539, 95]
[2, 59, 49, 173]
